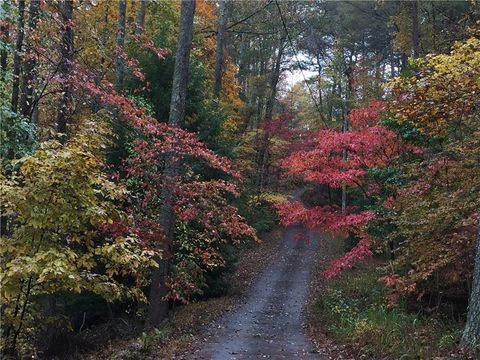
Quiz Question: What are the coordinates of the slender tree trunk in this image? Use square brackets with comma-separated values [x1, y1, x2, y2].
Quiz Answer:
[265, 35, 285, 120]
[341, 87, 347, 215]
[135, 0, 146, 36]
[328, 78, 336, 122]
[56, 0, 74, 137]
[115, 0, 126, 92]
[390, 47, 396, 78]
[254, 59, 266, 128]
[19, 0, 40, 120]
[401, 53, 408, 70]
[147, 0, 196, 328]
[462, 218, 480, 348]
[237, 34, 248, 100]
[411, 0, 420, 58]
[213, 0, 227, 99]
[316, 54, 324, 111]
[431, 2, 437, 52]
[342, 63, 354, 214]
[11, 0, 25, 113]
[258, 36, 286, 189]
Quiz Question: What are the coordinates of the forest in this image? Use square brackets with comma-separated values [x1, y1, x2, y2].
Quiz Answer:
[0, 0, 480, 359]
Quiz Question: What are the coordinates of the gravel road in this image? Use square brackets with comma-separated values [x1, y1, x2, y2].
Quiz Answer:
[180, 194, 324, 359]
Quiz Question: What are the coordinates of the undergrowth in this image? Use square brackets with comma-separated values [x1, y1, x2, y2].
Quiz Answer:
[314, 264, 466, 359]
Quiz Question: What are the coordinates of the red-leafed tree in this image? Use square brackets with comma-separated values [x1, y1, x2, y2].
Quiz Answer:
[276, 100, 418, 277]
[67, 63, 257, 305]
[0, 0, 256, 335]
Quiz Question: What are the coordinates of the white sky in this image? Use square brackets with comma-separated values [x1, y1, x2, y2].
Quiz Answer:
[284, 68, 317, 89]
[283, 52, 317, 90]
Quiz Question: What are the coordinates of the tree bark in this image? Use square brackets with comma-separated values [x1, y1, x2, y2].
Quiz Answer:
[342, 63, 354, 214]
[11, 0, 25, 113]
[462, 218, 480, 348]
[115, 0, 126, 92]
[167, 1, 195, 127]
[19, 0, 40, 120]
[316, 54, 324, 111]
[258, 35, 286, 189]
[146, 0, 196, 328]
[237, 34, 248, 100]
[265, 35, 285, 120]
[411, 0, 420, 58]
[56, 0, 74, 137]
[135, 0, 146, 36]
[213, 0, 227, 99]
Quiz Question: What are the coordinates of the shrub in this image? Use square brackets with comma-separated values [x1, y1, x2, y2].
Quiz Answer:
[314, 264, 464, 359]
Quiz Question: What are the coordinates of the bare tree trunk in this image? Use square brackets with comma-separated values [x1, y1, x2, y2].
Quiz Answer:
[328, 79, 336, 122]
[237, 34, 248, 100]
[316, 54, 324, 111]
[258, 35, 286, 189]
[255, 59, 266, 127]
[265, 35, 285, 120]
[135, 0, 146, 36]
[411, 0, 420, 58]
[115, 0, 126, 92]
[19, 0, 40, 120]
[56, 0, 74, 138]
[462, 218, 480, 348]
[146, 0, 196, 328]
[11, 0, 25, 113]
[90, 3, 110, 113]
[168, 1, 195, 127]
[213, 0, 227, 99]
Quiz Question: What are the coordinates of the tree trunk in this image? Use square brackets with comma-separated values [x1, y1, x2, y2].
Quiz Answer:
[265, 35, 285, 120]
[316, 54, 324, 111]
[411, 0, 420, 58]
[237, 34, 248, 100]
[167, 0, 195, 127]
[19, 0, 40, 120]
[255, 59, 266, 127]
[390, 47, 396, 78]
[328, 78, 336, 122]
[258, 35, 286, 189]
[56, 0, 74, 138]
[341, 94, 347, 214]
[11, 0, 25, 113]
[146, 0, 196, 328]
[462, 218, 480, 348]
[115, 0, 126, 92]
[213, 0, 227, 99]
[342, 63, 354, 214]
[401, 53, 408, 71]
[135, 0, 146, 36]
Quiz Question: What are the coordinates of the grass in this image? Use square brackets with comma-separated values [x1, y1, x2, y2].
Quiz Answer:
[311, 262, 470, 359]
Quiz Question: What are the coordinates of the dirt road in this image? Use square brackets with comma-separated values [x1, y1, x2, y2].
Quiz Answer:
[180, 208, 323, 359]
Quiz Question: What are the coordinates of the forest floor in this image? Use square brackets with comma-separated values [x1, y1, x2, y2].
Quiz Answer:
[305, 234, 476, 360]
[84, 226, 286, 359]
